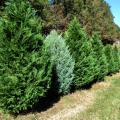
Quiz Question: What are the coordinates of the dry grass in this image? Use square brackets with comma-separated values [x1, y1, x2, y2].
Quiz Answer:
[105, 71, 120, 81]
[71, 74, 120, 120]
[46, 91, 94, 120]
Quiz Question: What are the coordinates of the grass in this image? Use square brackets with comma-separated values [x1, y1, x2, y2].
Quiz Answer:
[0, 73, 120, 120]
[71, 74, 120, 120]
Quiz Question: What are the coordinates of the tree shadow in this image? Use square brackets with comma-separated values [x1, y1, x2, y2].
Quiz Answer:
[13, 93, 60, 117]
[70, 77, 105, 94]
[32, 94, 60, 113]
[32, 67, 60, 112]
[16, 67, 60, 116]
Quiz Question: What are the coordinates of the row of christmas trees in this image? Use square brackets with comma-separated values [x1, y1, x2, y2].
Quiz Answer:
[0, 0, 120, 113]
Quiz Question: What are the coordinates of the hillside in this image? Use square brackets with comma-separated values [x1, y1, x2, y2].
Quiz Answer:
[30, 0, 120, 43]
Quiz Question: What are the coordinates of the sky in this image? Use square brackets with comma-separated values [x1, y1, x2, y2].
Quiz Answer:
[105, 0, 120, 27]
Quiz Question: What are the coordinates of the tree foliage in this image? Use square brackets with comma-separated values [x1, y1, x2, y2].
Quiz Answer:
[104, 45, 115, 74]
[112, 46, 120, 72]
[91, 33, 108, 79]
[0, 0, 52, 113]
[65, 18, 96, 88]
[29, 0, 49, 18]
[44, 30, 75, 94]
[30, 0, 120, 42]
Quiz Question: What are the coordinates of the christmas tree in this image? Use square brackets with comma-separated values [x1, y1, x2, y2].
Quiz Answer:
[44, 30, 75, 94]
[91, 33, 108, 80]
[0, 0, 52, 113]
[65, 17, 96, 88]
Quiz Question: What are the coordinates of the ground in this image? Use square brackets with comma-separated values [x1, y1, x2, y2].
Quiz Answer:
[0, 73, 120, 120]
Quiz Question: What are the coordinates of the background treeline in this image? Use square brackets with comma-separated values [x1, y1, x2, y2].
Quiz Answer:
[0, 0, 120, 114]
[29, 0, 120, 43]
[0, 0, 120, 42]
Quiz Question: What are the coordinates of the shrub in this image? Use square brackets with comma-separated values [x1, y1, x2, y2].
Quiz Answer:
[44, 30, 75, 94]
[65, 17, 96, 88]
[104, 45, 115, 74]
[91, 33, 108, 80]
[112, 46, 120, 72]
[0, 0, 52, 113]
[118, 47, 120, 69]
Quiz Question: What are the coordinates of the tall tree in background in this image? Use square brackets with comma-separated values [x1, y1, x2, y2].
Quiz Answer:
[29, 0, 120, 42]
[72, 0, 120, 41]
[62, 0, 74, 15]
[29, 0, 49, 18]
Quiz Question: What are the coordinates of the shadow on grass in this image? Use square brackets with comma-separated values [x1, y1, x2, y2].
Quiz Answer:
[12, 94, 60, 117]
[16, 67, 61, 116]
[31, 92, 60, 113]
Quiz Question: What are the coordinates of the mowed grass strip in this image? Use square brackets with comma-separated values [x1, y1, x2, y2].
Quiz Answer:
[71, 74, 120, 120]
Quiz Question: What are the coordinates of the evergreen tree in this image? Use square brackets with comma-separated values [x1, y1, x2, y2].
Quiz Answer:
[104, 45, 115, 74]
[0, 0, 52, 113]
[91, 33, 108, 79]
[118, 47, 120, 69]
[65, 17, 96, 88]
[44, 30, 75, 94]
[112, 46, 120, 72]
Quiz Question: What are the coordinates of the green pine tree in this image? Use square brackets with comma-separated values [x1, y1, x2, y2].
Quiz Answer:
[0, 0, 52, 113]
[104, 45, 115, 74]
[91, 33, 108, 80]
[65, 17, 96, 88]
[44, 30, 75, 94]
[118, 47, 120, 69]
[112, 46, 120, 72]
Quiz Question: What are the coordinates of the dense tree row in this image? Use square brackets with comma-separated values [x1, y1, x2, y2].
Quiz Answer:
[0, 0, 120, 113]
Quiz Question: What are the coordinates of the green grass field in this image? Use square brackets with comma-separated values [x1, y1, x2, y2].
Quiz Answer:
[72, 74, 120, 120]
